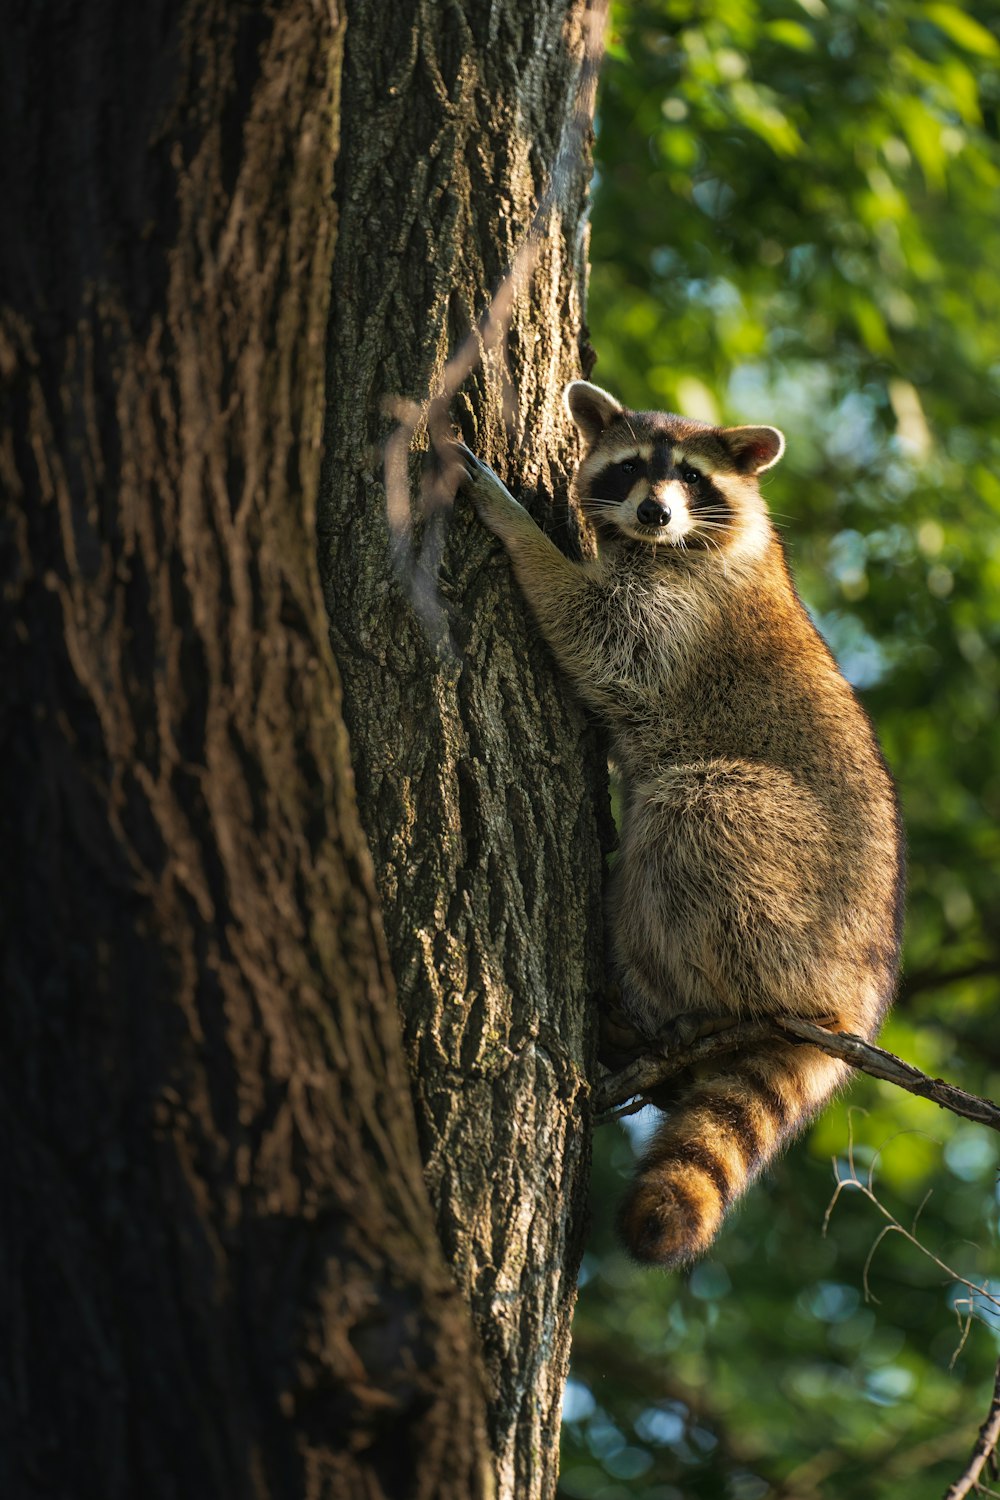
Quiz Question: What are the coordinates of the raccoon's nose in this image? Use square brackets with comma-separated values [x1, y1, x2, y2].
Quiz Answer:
[637, 499, 672, 528]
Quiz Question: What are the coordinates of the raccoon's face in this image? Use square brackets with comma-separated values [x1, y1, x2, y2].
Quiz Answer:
[565, 381, 784, 561]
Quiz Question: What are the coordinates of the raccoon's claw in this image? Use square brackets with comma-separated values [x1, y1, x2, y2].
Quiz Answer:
[453, 444, 524, 507]
[448, 441, 482, 483]
[452, 443, 534, 550]
[450, 441, 499, 491]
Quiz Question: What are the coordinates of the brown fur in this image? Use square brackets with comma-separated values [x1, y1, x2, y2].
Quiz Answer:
[459, 380, 904, 1267]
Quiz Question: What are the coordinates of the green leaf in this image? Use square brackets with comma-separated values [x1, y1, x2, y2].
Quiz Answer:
[924, 3, 1000, 57]
[764, 17, 816, 51]
[895, 96, 948, 190]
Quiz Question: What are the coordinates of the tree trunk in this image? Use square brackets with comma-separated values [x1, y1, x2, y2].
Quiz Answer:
[0, 4, 490, 1497]
[320, 5, 610, 1496]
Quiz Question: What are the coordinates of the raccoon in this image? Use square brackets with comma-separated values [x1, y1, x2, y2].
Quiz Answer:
[457, 380, 904, 1268]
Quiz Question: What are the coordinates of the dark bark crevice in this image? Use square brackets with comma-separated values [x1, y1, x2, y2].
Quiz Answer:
[2, 3, 491, 1497]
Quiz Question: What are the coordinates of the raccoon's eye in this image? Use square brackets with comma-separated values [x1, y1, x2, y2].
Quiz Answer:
[619, 459, 637, 474]
[678, 460, 704, 488]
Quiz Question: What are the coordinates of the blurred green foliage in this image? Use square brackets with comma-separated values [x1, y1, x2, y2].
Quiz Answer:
[564, 1, 1000, 1495]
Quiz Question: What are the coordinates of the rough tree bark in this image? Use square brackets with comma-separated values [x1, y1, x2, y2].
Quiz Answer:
[1, 4, 491, 1497]
[321, 4, 610, 1496]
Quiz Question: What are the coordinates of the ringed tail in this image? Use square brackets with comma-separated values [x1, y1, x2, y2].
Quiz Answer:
[618, 1044, 848, 1267]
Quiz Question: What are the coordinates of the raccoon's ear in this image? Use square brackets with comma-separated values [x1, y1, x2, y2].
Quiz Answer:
[719, 425, 785, 474]
[564, 381, 624, 444]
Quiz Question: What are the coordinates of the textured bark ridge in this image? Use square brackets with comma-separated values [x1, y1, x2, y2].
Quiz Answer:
[320, 5, 610, 1495]
[1, 4, 490, 1497]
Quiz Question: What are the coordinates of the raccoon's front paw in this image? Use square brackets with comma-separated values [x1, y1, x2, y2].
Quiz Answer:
[452, 443, 528, 537]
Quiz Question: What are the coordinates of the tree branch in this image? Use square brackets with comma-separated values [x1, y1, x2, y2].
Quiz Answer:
[943, 1359, 1000, 1500]
[593, 1017, 1000, 1134]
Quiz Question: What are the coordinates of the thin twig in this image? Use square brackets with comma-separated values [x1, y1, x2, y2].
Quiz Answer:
[820, 1126, 1000, 1497]
[823, 1154, 1000, 1339]
[943, 1359, 1000, 1500]
[593, 1016, 1000, 1133]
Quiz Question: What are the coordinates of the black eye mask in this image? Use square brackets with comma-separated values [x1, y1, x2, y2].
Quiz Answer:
[589, 458, 646, 506]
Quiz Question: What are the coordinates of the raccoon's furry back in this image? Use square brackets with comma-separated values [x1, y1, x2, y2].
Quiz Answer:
[618, 1045, 847, 1266]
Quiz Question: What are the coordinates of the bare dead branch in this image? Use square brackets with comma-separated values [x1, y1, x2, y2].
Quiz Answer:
[776, 1017, 1000, 1131]
[594, 1022, 776, 1121]
[943, 1359, 1000, 1500]
[593, 1016, 1000, 1134]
